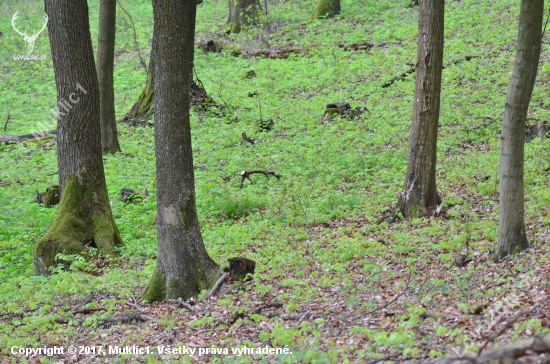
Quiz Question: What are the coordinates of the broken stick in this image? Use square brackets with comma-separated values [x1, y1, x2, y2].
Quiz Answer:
[240, 170, 280, 189]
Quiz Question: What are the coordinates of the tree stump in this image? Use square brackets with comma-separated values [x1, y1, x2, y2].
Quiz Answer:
[227, 257, 256, 281]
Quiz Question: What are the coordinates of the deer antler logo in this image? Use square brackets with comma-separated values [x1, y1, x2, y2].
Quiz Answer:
[11, 12, 48, 55]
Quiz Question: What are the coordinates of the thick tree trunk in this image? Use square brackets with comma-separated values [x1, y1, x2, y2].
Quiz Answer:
[142, 0, 219, 302]
[395, 0, 444, 218]
[311, 0, 341, 19]
[97, 0, 120, 154]
[494, 0, 543, 261]
[226, 0, 260, 34]
[35, 0, 123, 275]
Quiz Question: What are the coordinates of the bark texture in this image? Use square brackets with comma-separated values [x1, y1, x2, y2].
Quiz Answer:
[35, 0, 122, 275]
[97, 0, 120, 154]
[142, 0, 219, 302]
[311, 0, 341, 19]
[124, 44, 155, 123]
[226, 0, 260, 34]
[494, 0, 543, 261]
[396, 0, 444, 218]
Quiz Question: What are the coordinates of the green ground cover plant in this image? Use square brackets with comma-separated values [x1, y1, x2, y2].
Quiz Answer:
[1, 0, 550, 362]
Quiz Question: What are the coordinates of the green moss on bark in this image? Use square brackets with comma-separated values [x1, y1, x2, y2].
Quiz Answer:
[225, 22, 241, 34]
[33, 175, 123, 275]
[142, 261, 220, 302]
[125, 59, 155, 122]
[310, 0, 340, 19]
[142, 268, 167, 303]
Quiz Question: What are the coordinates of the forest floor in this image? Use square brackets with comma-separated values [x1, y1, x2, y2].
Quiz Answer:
[1, 0, 550, 363]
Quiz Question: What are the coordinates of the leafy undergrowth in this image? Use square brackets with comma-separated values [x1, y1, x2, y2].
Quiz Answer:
[1, 0, 550, 363]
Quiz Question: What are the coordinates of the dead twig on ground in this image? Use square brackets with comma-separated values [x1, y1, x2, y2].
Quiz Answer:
[349, 267, 413, 321]
[477, 295, 550, 356]
[240, 170, 280, 189]
[205, 272, 230, 299]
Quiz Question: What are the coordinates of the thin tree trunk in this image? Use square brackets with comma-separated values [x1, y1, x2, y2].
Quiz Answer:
[35, 0, 123, 275]
[311, 0, 341, 19]
[494, 0, 543, 261]
[395, 0, 444, 219]
[97, 0, 120, 154]
[226, 0, 260, 34]
[142, 0, 219, 302]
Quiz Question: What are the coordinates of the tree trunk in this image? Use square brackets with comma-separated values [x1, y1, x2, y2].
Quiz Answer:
[142, 0, 219, 302]
[395, 0, 444, 219]
[311, 0, 341, 19]
[97, 0, 120, 154]
[493, 0, 543, 261]
[124, 44, 155, 124]
[226, 0, 260, 34]
[35, 0, 123, 275]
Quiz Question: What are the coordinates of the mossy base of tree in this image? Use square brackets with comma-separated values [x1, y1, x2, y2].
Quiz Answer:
[123, 59, 155, 124]
[491, 234, 529, 262]
[225, 22, 242, 34]
[395, 191, 441, 220]
[310, 0, 339, 19]
[142, 263, 220, 302]
[33, 175, 123, 275]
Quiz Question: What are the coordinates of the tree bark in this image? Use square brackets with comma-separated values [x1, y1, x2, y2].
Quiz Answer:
[97, 0, 120, 154]
[226, 0, 260, 34]
[35, 0, 123, 275]
[142, 0, 219, 302]
[311, 0, 341, 19]
[124, 42, 155, 124]
[395, 0, 444, 218]
[494, 0, 543, 261]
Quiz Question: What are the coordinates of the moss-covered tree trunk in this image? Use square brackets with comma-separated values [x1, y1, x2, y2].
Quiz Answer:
[97, 0, 120, 154]
[142, 0, 219, 302]
[395, 0, 444, 218]
[226, 0, 260, 34]
[35, 0, 123, 275]
[125, 45, 155, 123]
[311, 0, 341, 19]
[493, 0, 542, 261]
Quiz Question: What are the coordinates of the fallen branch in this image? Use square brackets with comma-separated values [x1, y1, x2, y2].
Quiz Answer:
[349, 267, 412, 321]
[3, 107, 11, 132]
[408, 333, 550, 364]
[381, 55, 479, 89]
[242, 132, 255, 145]
[381, 66, 415, 88]
[55, 312, 157, 325]
[216, 302, 283, 325]
[116, 0, 146, 72]
[477, 295, 550, 355]
[205, 272, 230, 299]
[265, 311, 326, 320]
[73, 307, 106, 315]
[240, 170, 280, 189]
[0, 130, 57, 144]
[165, 299, 195, 312]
